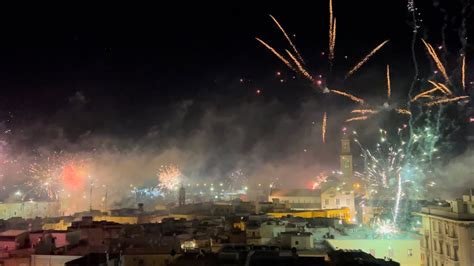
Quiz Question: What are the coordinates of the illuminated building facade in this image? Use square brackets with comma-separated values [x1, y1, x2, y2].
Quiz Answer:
[415, 191, 474, 266]
[0, 201, 61, 220]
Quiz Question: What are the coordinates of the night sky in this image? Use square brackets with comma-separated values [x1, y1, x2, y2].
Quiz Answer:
[0, 1, 472, 200]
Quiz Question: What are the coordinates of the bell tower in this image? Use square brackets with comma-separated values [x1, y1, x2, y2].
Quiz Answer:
[340, 133, 353, 179]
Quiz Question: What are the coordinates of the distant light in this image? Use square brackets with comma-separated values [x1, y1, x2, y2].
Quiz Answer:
[469, 117, 474, 123]
[276, 71, 281, 76]
[316, 80, 322, 85]
[256, 89, 261, 94]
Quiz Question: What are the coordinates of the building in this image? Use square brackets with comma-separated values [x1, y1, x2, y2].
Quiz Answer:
[269, 189, 321, 210]
[0, 202, 61, 220]
[321, 186, 356, 222]
[414, 190, 474, 266]
[280, 231, 314, 250]
[326, 239, 420, 266]
[267, 208, 351, 223]
[328, 249, 400, 265]
[0, 230, 29, 251]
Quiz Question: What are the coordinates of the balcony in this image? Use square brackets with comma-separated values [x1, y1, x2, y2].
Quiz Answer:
[432, 250, 444, 261]
[446, 256, 460, 266]
[432, 231, 444, 240]
[444, 234, 459, 246]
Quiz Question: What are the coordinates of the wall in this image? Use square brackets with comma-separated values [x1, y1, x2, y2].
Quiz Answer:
[321, 188, 355, 221]
[0, 202, 61, 220]
[121, 254, 178, 266]
[30, 255, 80, 266]
[327, 239, 420, 266]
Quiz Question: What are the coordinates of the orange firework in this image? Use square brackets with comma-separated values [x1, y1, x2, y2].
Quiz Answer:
[386, 65, 391, 98]
[411, 87, 440, 102]
[395, 109, 412, 116]
[255, 38, 295, 71]
[351, 109, 378, 114]
[346, 40, 389, 78]
[269, 15, 305, 64]
[157, 164, 182, 191]
[322, 112, 327, 143]
[328, 0, 336, 61]
[462, 55, 466, 91]
[331, 89, 365, 104]
[285, 49, 313, 82]
[61, 161, 89, 191]
[345, 116, 368, 122]
[421, 39, 450, 83]
[437, 83, 453, 95]
[426, 80, 452, 95]
[425, 96, 470, 107]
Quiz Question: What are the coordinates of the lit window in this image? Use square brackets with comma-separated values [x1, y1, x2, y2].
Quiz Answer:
[407, 249, 413, 257]
[346, 199, 350, 205]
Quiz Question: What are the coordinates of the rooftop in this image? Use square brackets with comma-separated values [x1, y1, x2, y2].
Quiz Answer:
[0, 230, 27, 237]
[270, 189, 320, 197]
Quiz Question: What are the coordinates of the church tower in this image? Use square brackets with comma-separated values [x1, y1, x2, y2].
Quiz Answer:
[340, 133, 353, 179]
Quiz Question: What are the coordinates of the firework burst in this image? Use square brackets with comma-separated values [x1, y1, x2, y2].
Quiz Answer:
[157, 164, 183, 192]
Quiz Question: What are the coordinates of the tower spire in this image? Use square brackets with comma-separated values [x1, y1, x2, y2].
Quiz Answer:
[340, 132, 353, 179]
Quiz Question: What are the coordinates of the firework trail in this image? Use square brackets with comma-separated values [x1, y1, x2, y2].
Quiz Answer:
[410, 87, 438, 102]
[345, 116, 368, 122]
[410, 88, 437, 102]
[425, 96, 470, 107]
[351, 109, 377, 114]
[393, 174, 403, 224]
[328, 0, 336, 62]
[269, 15, 305, 64]
[285, 49, 314, 82]
[330, 18, 336, 61]
[426, 80, 450, 95]
[421, 39, 450, 83]
[331, 89, 365, 104]
[157, 164, 182, 192]
[395, 109, 412, 116]
[346, 40, 389, 78]
[462, 55, 466, 91]
[255, 38, 295, 71]
[322, 112, 327, 143]
[386, 65, 391, 99]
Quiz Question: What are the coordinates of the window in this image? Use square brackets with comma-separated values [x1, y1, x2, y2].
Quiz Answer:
[407, 249, 413, 257]
[295, 241, 299, 245]
[325, 199, 329, 206]
[346, 199, 350, 205]
[336, 199, 340, 205]
[252, 232, 256, 237]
